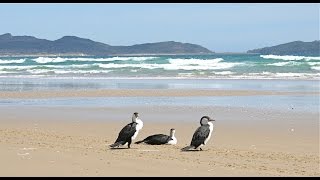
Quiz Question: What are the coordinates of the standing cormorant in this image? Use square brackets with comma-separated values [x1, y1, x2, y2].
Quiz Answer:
[181, 116, 215, 151]
[109, 112, 143, 149]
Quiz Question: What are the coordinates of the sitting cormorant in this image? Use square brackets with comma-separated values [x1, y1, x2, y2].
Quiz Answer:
[135, 128, 177, 145]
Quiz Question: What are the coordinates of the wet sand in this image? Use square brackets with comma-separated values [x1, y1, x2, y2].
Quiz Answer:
[0, 89, 317, 99]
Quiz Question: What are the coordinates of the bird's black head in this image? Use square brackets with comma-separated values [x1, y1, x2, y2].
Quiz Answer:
[132, 112, 139, 122]
[200, 116, 215, 125]
[170, 128, 176, 136]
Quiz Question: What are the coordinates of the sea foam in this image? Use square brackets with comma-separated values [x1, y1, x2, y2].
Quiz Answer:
[311, 66, 320, 71]
[32, 56, 158, 63]
[0, 59, 26, 64]
[266, 61, 302, 66]
[261, 55, 320, 61]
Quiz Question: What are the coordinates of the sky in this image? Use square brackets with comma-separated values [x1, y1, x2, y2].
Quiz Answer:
[0, 3, 318, 52]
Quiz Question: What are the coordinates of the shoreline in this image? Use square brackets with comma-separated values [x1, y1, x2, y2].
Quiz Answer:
[0, 76, 319, 81]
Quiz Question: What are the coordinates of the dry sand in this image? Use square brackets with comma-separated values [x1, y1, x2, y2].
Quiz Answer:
[0, 104, 319, 177]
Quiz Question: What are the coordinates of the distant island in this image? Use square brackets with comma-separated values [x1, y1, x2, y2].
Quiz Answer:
[0, 33, 213, 56]
[0, 33, 319, 56]
[247, 40, 320, 56]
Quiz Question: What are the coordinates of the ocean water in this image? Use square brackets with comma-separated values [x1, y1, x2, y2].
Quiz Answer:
[0, 54, 319, 79]
[0, 54, 319, 114]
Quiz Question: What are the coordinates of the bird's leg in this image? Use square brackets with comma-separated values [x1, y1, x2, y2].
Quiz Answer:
[128, 140, 132, 149]
[200, 148, 203, 151]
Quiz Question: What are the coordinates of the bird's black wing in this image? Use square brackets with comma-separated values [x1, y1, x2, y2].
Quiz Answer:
[190, 125, 210, 148]
[143, 134, 170, 145]
[114, 122, 137, 143]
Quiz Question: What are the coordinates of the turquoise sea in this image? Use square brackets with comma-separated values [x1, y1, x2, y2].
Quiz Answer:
[0, 54, 319, 79]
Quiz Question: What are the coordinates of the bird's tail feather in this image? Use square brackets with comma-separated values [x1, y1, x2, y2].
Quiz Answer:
[109, 142, 122, 148]
[181, 145, 194, 151]
[135, 140, 144, 144]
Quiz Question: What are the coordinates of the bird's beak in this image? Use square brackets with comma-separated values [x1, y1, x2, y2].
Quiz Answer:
[209, 119, 215, 121]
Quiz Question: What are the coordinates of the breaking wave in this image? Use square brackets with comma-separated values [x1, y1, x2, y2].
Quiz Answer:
[0, 59, 26, 64]
[260, 55, 320, 61]
[32, 56, 158, 63]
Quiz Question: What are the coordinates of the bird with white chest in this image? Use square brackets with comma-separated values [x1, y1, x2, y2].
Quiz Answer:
[109, 112, 143, 149]
[135, 128, 177, 145]
[181, 116, 215, 151]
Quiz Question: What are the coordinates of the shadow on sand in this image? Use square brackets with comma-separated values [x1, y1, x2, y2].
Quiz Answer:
[108, 147, 138, 150]
[180, 149, 206, 152]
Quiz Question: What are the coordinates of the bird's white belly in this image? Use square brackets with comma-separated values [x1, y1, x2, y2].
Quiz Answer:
[204, 122, 214, 145]
[131, 130, 140, 140]
[132, 119, 143, 140]
[167, 137, 177, 145]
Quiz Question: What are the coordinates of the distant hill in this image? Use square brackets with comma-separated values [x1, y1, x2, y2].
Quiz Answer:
[0, 33, 213, 55]
[247, 40, 320, 56]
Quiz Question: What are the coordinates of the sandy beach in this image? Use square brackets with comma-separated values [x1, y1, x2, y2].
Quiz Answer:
[0, 89, 319, 176]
